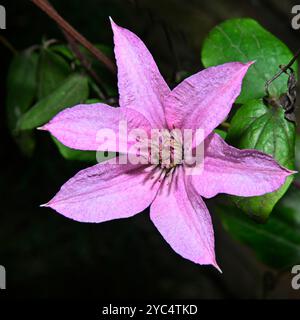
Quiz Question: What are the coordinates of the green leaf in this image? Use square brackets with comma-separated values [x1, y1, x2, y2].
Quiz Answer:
[214, 128, 227, 140]
[50, 43, 113, 75]
[295, 135, 300, 184]
[37, 48, 71, 99]
[17, 74, 89, 130]
[6, 51, 39, 157]
[52, 137, 96, 162]
[6, 51, 38, 131]
[216, 195, 300, 270]
[52, 137, 116, 163]
[50, 44, 75, 61]
[15, 131, 36, 158]
[51, 43, 117, 97]
[50, 43, 113, 62]
[227, 99, 296, 221]
[85, 98, 103, 104]
[201, 18, 297, 103]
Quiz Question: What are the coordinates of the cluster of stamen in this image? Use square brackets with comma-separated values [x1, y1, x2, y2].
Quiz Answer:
[150, 130, 184, 172]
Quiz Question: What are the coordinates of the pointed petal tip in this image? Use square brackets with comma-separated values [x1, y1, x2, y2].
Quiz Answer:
[242, 60, 255, 70]
[207, 257, 222, 273]
[36, 125, 48, 131]
[248, 60, 256, 65]
[282, 167, 297, 176]
[213, 262, 223, 273]
[40, 202, 50, 208]
[109, 17, 122, 36]
[109, 16, 117, 29]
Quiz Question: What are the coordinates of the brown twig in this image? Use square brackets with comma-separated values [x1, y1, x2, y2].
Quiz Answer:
[30, 0, 116, 74]
[63, 31, 107, 100]
[265, 48, 300, 96]
[40, 0, 108, 99]
[0, 35, 18, 55]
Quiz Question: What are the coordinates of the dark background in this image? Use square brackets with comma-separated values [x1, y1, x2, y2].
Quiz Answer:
[0, 0, 300, 299]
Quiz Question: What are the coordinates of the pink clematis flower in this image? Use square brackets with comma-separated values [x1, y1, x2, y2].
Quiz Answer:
[40, 19, 293, 271]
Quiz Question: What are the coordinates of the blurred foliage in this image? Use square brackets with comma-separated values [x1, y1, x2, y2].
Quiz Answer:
[37, 47, 71, 99]
[6, 51, 39, 157]
[5, 39, 117, 162]
[216, 189, 300, 269]
[6, 50, 38, 131]
[17, 73, 89, 130]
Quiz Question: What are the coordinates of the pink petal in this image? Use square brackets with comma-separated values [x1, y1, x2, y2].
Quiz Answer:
[43, 161, 161, 223]
[40, 103, 151, 153]
[150, 167, 219, 270]
[165, 62, 253, 138]
[191, 133, 294, 198]
[110, 18, 170, 128]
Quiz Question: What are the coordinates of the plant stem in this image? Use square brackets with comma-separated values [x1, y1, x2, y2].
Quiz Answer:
[30, 0, 116, 74]
[63, 31, 107, 100]
[265, 48, 300, 96]
[0, 35, 18, 55]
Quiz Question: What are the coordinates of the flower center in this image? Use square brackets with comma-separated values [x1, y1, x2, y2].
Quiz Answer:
[151, 130, 183, 171]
